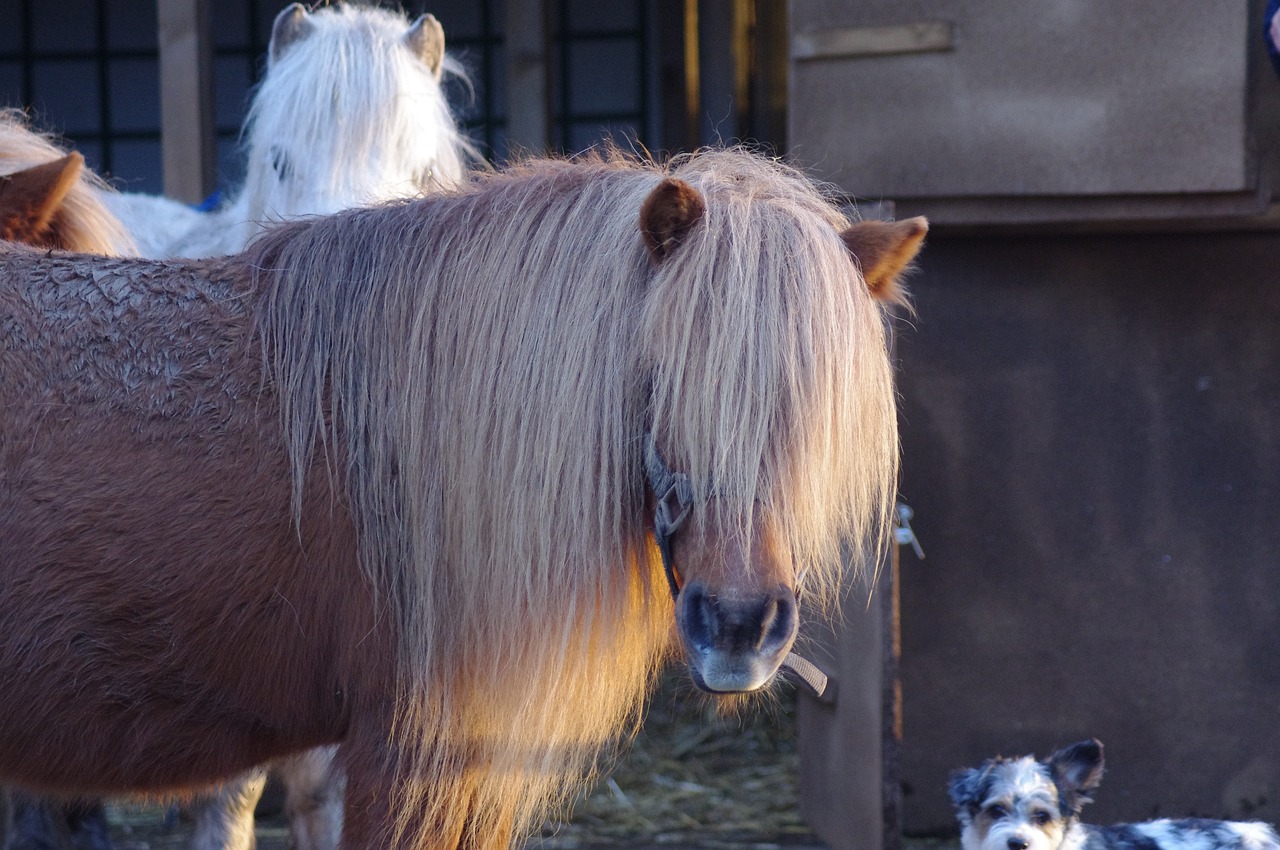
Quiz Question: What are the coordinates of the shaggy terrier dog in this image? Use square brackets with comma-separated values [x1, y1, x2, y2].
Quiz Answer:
[949, 739, 1280, 850]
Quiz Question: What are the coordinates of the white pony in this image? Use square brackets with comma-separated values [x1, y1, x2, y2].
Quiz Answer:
[106, 1, 476, 259]
[100, 5, 475, 849]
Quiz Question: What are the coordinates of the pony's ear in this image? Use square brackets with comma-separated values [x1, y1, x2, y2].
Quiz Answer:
[0, 152, 83, 247]
[404, 14, 446, 79]
[841, 216, 928, 306]
[269, 3, 314, 65]
[639, 178, 705, 263]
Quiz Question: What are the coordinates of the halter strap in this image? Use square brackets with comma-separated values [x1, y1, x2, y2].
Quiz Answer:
[644, 433, 694, 601]
[642, 433, 830, 699]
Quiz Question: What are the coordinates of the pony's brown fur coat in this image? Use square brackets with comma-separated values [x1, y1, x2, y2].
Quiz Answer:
[0, 149, 920, 849]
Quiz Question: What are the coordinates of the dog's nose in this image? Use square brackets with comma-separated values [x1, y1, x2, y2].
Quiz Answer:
[1007, 839, 1030, 850]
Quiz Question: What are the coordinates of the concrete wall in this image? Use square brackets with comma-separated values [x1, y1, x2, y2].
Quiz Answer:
[788, 0, 1265, 225]
[896, 230, 1280, 832]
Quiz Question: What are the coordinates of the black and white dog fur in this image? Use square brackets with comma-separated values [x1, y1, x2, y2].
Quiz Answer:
[949, 739, 1280, 850]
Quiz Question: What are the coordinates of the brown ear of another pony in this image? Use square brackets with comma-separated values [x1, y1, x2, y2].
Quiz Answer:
[0, 151, 84, 249]
[638, 177, 926, 304]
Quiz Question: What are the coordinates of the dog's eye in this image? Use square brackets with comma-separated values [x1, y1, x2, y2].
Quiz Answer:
[986, 804, 1007, 819]
[1032, 811, 1053, 827]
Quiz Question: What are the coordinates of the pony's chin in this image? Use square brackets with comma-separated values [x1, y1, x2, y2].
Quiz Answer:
[686, 657, 780, 694]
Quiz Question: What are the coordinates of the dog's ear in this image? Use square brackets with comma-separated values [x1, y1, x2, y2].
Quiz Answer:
[1047, 738, 1105, 814]
[948, 767, 986, 823]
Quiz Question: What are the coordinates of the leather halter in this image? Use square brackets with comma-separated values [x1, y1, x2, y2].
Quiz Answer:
[642, 434, 830, 699]
[643, 434, 694, 601]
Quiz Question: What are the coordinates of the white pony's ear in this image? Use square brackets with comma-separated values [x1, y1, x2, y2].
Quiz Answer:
[405, 14, 446, 79]
[840, 216, 927, 306]
[639, 178, 705, 263]
[269, 3, 314, 66]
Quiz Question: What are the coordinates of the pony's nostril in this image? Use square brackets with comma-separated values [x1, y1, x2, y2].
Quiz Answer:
[754, 596, 779, 650]
[760, 592, 797, 650]
[679, 583, 715, 649]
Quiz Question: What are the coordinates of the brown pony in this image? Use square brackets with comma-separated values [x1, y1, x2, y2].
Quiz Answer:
[0, 110, 135, 255]
[0, 112, 137, 850]
[0, 149, 925, 849]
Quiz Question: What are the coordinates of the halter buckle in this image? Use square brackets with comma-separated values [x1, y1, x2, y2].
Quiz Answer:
[654, 474, 693, 539]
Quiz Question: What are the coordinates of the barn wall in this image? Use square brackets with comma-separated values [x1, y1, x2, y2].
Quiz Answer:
[788, 0, 1280, 838]
[787, 0, 1275, 226]
[896, 230, 1280, 832]
[791, 0, 1250, 195]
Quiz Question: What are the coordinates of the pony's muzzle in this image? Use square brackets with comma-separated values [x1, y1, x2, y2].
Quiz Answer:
[677, 581, 799, 693]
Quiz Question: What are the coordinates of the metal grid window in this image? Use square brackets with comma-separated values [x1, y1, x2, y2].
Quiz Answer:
[553, 0, 650, 154]
[426, 0, 506, 159]
[207, 0, 279, 195]
[1, 0, 163, 191]
[1, 0, 662, 193]
[0, 0, 278, 195]
[430, 0, 655, 161]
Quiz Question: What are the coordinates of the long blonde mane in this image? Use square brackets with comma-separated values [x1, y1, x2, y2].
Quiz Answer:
[0, 109, 136, 256]
[249, 148, 898, 845]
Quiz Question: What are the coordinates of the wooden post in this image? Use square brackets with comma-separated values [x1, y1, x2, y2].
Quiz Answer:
[504, 0, 550, 155]
[156, 0, 214, 204]
[695, 0, 753, 142]
[748, 0, 788, 150]
[796, 539, 901, 850]
[654, 0, 700, 152]
[797, 301, 905, 850]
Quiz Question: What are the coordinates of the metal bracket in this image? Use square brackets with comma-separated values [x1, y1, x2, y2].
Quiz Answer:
[894, 502, 925, 560]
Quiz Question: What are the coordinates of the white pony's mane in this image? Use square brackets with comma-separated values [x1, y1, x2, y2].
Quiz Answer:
[107, 3, 478, 259]
[237, 4, 476, 224]
[249, 148, 899, 845]
[0, 109, 137, 256]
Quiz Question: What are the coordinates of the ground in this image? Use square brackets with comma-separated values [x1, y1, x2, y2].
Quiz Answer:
[530, 670, 815, 849]
[99, 670, 955, 850]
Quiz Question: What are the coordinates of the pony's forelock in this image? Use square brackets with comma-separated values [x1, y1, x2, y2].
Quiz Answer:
[645, 151, 898, 610]
[250, 147, 897, 844]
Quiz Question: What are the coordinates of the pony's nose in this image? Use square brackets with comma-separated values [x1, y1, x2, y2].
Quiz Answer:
[679, 581, 798, 658]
